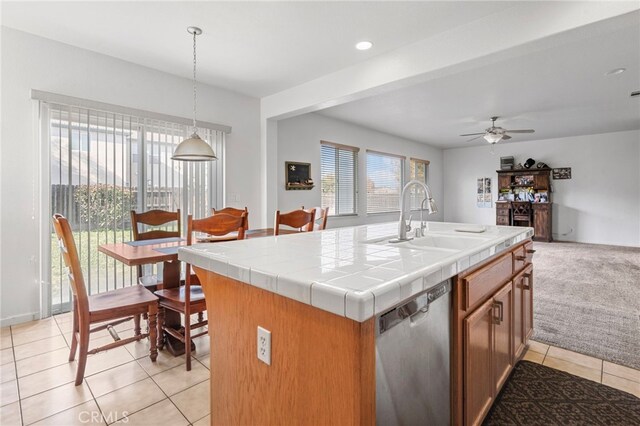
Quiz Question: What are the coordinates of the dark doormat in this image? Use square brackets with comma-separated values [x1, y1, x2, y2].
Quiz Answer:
[483, 361, 640, 425]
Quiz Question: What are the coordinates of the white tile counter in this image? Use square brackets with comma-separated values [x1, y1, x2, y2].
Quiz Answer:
[178, 221, 533, 322]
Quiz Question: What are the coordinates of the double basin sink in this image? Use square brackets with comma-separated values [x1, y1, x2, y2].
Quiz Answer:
[363, 227, 494, 254]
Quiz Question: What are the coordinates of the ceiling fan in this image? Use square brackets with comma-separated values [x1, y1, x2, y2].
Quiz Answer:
[460, 116, 535, 144]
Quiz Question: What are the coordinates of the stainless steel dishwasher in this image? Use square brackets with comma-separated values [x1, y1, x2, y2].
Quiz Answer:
[375, 279, 451, 426]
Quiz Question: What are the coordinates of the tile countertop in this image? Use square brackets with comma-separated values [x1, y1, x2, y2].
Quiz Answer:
[178, 221, 534, 322]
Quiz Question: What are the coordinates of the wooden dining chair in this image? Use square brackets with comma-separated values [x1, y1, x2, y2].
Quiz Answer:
[274, 208, 316, 236]
[154, 212, 247, 370]
[301, 206, 329, 231]
[131, 209, 181, 284]
[52, 214, 158, 385]
[212, 206, 249, 231]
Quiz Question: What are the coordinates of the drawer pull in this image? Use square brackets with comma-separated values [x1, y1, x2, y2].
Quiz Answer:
[523, 273, 532, 290]
[515, 255, 526, 261]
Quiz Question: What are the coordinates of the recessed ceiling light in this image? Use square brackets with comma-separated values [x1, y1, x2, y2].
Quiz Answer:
[605, 68, 626, 76]
[355, 41, 373, 51]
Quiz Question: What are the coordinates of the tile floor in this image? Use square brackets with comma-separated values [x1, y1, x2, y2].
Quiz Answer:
[1, 314, 639, 425]
[1, 313, 210, 425]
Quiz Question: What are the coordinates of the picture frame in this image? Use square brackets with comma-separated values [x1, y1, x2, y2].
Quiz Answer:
[552, 167, 571, 180]
[285, 161, 314, 190]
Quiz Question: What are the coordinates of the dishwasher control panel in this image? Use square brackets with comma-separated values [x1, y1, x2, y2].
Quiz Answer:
[377, 280, 451, 335]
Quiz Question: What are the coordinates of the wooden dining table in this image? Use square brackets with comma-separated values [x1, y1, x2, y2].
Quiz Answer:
[98, 228, 297, 356]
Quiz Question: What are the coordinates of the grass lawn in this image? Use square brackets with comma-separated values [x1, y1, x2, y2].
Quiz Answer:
[50, 228, 139, 308]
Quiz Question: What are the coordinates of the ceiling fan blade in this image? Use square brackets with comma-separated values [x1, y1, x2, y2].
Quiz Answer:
[501, 134, 512, 140]
[460, 132, 485, 136]
[505, 129, 535, 133]
[466, 135, 484, 142]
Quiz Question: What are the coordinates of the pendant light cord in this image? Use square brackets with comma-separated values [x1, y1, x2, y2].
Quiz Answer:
[192, 30, 198, 135]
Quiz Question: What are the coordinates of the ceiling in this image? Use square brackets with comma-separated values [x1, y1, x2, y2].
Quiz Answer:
[318, 12, 640, 148]
[1, 1, 514, 97]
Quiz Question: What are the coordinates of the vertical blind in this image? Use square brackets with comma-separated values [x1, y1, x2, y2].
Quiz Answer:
[45, 102, 224, 313]
[320, 141, 358, 215]
[409, 158, 430, 210]
[366, 150, 405, 214]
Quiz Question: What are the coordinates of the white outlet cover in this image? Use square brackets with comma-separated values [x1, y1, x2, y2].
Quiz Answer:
[257, 326, 271, 365]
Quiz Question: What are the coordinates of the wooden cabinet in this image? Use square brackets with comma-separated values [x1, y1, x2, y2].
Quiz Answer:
[463, 282, 513, 425]
[496, 169, 553, 242]
[453, 240, 534, 426]
[513, 265, 534, 360]
[463, 299, 494, 426]
[493, 282, 513, 392]
[533, 203, 552, 242]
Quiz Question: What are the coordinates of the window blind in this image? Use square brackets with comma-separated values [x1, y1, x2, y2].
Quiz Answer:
[320, 142, 358, 216]
[366, 150, 405, 214]
[409, 158, 430, 210]
[45, 102, 224, 313]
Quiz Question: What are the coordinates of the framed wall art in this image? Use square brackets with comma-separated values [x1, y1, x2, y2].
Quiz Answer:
[285, 161, 314, 190]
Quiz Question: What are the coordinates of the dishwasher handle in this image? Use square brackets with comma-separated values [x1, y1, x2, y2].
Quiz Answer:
[378, 280, 451, 335]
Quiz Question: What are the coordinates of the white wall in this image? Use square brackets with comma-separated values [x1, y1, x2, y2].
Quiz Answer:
[0, 27, 261, 325]
[443, 130, 640, 247]
[277, 113, 444, 228]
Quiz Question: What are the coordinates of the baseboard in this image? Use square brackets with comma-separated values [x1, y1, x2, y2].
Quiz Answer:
[0, 311, 41, 327]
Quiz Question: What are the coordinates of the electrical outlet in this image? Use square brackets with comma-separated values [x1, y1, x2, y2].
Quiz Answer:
[257, 326, 271, 365]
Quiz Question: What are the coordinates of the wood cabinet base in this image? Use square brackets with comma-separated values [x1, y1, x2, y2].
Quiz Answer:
[453, 240, 534, 426]
[194, 268, 375, 426]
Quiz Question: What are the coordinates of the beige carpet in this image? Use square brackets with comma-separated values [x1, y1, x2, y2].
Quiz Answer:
[532, 241, 640, 370]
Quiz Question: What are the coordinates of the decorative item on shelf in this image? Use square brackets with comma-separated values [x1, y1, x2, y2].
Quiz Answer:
[514, 175, 534, 186]
[514, 163, 524, 170]
[536, 162, 549, 169]
[538, 191, 549, 202]
[172, 27, 217, 162]
[285, 161, 314, 190]
[500, 156, 515, 170]
[523, 158, 535, 169]
[552, 167, 572, 180]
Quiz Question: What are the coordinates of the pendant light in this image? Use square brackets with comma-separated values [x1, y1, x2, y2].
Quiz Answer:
[172, 26, 217, 161]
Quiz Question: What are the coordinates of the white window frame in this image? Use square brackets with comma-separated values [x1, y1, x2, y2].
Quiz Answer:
[34, 90, 229, 316]
[320, 141, 359, 217]
[366, 150, 406, 215]
[409, 157, 430, 211]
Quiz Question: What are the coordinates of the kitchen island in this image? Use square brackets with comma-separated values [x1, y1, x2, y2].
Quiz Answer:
[179, 221, 534, 426]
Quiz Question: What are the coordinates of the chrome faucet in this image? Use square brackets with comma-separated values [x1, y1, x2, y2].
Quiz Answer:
[393, 180, 438, 242]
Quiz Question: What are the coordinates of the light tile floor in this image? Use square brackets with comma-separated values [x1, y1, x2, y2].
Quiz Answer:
[0, 313, 210, 426]
[1, 314, 639, 425]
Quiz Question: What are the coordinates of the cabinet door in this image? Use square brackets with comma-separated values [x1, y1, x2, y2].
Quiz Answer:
[523, 267, 534, 340]
[464, 298, 494, 426]
[533, 205, 552, 241]
[493, 281, 513, 393]
[513, 274, 525, 360]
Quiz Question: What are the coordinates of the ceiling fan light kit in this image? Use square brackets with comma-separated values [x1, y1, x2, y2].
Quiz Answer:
[461, 116, 535, 145]
[483, 132, 503, 144]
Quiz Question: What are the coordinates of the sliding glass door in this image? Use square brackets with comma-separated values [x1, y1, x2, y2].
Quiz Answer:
[44, 103, 224, 313]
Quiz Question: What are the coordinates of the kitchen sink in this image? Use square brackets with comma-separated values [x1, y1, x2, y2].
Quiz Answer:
[362, 233, 491, 252]
[401, 234, 491, 251]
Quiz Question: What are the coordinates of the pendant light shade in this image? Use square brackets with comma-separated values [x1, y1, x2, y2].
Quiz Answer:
[171, 133, 217, 161]
[172, 26, 217, 162]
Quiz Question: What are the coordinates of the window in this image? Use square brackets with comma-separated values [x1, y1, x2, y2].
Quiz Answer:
[409, 158, 430, 209]
[366, 150, 405, 214]
[320, 141, 358, 215]
[45, 102, 225, 313]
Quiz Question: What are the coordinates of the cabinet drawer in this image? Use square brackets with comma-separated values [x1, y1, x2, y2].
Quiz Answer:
[462, 253, 512, 310]
[496, 216, 509, 226]
[513, 241, 534, 271]
[496, 208, 510, 217]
